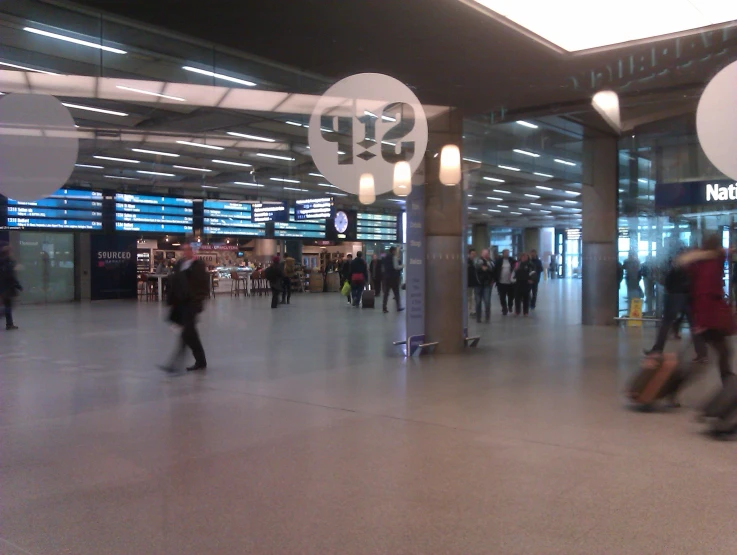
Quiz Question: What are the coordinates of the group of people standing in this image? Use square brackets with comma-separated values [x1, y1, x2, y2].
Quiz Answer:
[264, 254, 297, 309]
[467, 248, 544, 322]
[339, 247, 403, 313]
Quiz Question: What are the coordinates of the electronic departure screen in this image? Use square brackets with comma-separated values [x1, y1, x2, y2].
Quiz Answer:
[275, 209, 326, 239]
[252, 202, 288, 223]
[203, 200, 266, 236]
[115, 193, 193, 233]
[294, 197, 333, 221]
[1, 188, 103, 230]
[357, 213, 398, 242]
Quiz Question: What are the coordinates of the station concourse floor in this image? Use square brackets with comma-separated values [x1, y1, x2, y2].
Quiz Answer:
[0, 279, 735, 555]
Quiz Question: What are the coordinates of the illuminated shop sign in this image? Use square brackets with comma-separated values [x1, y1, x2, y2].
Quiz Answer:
[654, 180, 737, 209]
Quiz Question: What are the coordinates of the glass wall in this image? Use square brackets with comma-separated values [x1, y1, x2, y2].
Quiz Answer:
[617, 114, 734, 317]
[10, 232, 75, 303]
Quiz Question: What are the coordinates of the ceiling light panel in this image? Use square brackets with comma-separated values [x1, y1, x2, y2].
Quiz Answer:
[554, 158, 577, 166]
[24, 27, 127, 54]
[227, 132, 275, 142]
[483, 176, 505, 183]
[94, 156, 139, 164]
[498, 165, 521, 171]
[62, 103, 128, 116]
[131, 148, 179, 157]
[256, 153, 295, 161]
[182, 66, 256, 87]
[176, 141, 224, 150]
[213, 159, 252, 168]
[137, 170, 176, 177]
[0, 61, 58, 75]
[516, 120, 538, 129]
[512, 149, 540, 158]
[173, 165, 212, 172]
[533, 172, 554, 178]
[464, 1, 737, 52]
[115, 85, 186, 101]
[234, 182, 264, 187]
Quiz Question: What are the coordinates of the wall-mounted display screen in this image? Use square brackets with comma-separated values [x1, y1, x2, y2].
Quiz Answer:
[252, 202, 288, 223]
[294, 197, 333, 221]
[275, 221, 326, 239]
[114, 193, 193, 233]
[2, 188, 103, 230]
[203, 200, 266, 236]
[357, 213, 398, 242]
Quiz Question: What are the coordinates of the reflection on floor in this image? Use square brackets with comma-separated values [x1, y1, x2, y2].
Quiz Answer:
[1, 279, 735, 554]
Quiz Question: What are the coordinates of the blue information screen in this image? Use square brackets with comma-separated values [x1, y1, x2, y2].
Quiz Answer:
[2, 188, 103, 230]
[203, 200, 266, 236]
[115, 193, 193, 233]
[357, 213, 398, 241]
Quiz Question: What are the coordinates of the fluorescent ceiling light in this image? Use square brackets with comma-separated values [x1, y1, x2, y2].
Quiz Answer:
[554, 159, 576, 167]
[75, 163, 103, 169]
[551, 205, 565, 209]
[62, 103, 127, 116]
[566, 190, 581, 196]
[182, 66, 256, 87]
[463, 157, 482, 164]
[381, 140, 396, 147]
[318, 183, 337, 188]
[498, 165, 521, 171]
[227, 132, 275, 142]
[309, 172, 324, 177]
[364, 110, 377, 118]
[533, 172, 554, 178]
[487, 196, 503, 201]
[513, 149, 540, 158]
[328, 192, 348, 197]
[173, 165, 212, 172]
[382, 114, 397, 122]
[510, 212, 522, 215]
[467, 194, 473, 198]
[540, 210, 552, 214]
[0, 61, 58, 75]
[530, 202, 542, 206]
[286, 121, 307, 127]
[519, 207, 532, 211]
[201, 185, 218, 189]
[493, 189, 511, 194]
[176, 141, 223, 150]
[116, 85, 185, 101]
[137, 170, 176, 177]
[270, 177, 300, 183]
[234, 182, 263, 187]
[516, 120, 538, 129]
[469, 207, 479, 210]
[565, 200, 577, 204]
[638, 178, 649, 183]
[483, 176, 505, 183]
[131, 148, 179, 157]
[256, 153, 294, 161]
[94, 155, 139, 164]
[463, 1, 737, 52]
[104, 175, 138, 180]
[213, 159, 252, 168]
[524, 194, 540, 198]
[536, 185, 553, 191]
[283, 187, 305, 192]
[488, 209, 501, 213]
[24, 27, 127, 54]
[498, 205, 509, 208]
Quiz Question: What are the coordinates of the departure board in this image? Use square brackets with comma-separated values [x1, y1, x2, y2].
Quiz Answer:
[357, 213, 398, 241]
[203, 200, 266, 236]
[252, 202, 288, 223]
[115, 194, 193, 233]
[294, 197, 333, 221]
[275, 221, 326, 239]
[2, 188, 103, 230]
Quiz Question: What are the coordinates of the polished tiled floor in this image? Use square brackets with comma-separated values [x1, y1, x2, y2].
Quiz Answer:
[1, 280, 735, 554]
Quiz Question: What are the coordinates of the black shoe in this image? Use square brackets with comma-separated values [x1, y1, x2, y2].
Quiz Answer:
[186, 364, 207, 372]
[6, 325, 18, 330]
[383, 308, 389, 313]
[643, 349, 662, 356]
[397, 307, 405, 312]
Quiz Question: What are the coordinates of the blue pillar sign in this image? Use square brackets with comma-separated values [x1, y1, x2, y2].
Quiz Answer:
[406, 185, 425, 355]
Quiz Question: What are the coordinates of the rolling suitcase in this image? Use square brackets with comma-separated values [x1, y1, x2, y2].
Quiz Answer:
[362, 289, 375, 309]
[627, 353, 685, 406]
[702, 376, 737, 435]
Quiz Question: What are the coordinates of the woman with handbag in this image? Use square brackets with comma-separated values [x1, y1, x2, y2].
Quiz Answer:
[677, 234, 735, 384]
[349, 251, 369, 308]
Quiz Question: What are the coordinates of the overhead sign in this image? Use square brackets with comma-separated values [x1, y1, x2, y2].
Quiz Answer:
[654, 179, 737, 209]
[308, 73, 428, 196]
[294, 197, 333, 220]
[252, 202, 288, 223]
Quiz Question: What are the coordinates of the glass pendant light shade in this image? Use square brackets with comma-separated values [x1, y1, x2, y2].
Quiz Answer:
[393, 161, 412, 196]
[359, 172, 376, 204]
[439, 144, 461, 185]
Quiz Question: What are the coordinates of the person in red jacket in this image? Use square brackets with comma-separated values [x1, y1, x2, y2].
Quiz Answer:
[677, 234, 735, 384]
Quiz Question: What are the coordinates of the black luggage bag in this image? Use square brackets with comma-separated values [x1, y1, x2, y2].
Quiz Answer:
[362, 289, 375, 309]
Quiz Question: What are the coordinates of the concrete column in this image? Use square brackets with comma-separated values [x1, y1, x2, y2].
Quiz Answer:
[582, 131, 619, 326]
[471, 223, 489, 254]
[523, 228, 540, 253]
[424, 112, 464, 354]
[285, 240, 302, 262]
